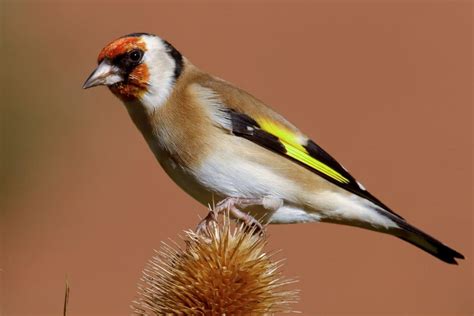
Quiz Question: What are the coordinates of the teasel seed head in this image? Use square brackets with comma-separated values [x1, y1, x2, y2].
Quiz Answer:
[132, 215, 299, 315]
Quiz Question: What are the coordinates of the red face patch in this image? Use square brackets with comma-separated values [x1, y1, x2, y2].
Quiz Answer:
[96, 36, 150, 101]
[109, 63, 150, 101]
[97, 37, 146, 63]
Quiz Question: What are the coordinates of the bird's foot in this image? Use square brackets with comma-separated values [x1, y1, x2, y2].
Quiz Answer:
[195, 197, 265, 235]
[228, 205, 264, 235]
[196, 208, 218, 235]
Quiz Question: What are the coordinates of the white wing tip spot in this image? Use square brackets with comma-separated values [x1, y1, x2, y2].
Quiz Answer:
[357, 181, 366, 191]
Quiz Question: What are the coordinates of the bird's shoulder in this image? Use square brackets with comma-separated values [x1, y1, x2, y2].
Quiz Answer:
[183, 66, 303, 139]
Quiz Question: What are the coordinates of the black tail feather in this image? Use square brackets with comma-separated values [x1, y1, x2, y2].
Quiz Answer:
[392, 219, 464, 265]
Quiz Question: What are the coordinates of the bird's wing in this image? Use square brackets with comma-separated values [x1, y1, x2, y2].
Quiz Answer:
[203, 80, 403, 219]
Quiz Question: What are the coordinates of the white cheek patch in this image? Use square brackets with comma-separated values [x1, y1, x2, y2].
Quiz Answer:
[139, 36, 177, 111]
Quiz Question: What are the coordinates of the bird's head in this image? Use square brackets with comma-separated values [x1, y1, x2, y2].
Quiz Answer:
[83, 33, 183, 109]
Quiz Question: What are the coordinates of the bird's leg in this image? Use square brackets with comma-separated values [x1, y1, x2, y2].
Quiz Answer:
[196, 197, 265, 234]
[227, 205, 264, 234]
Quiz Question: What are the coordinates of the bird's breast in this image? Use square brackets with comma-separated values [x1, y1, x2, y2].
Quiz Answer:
[157, 150, 215, 206]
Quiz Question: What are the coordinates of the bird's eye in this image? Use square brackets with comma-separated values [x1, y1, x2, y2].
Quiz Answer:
[128, 49, 143, 62]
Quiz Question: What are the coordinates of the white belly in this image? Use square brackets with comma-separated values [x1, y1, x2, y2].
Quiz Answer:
[189, 141, 320, 223]
[153, 136, 394, 228]
[155, 139, 312, 223]
[193, 149, 297, 200]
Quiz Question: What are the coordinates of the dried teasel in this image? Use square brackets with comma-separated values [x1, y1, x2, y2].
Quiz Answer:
[132, 214, 299, 315]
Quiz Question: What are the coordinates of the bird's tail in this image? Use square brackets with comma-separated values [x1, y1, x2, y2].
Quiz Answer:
[388, 216, 464, 265]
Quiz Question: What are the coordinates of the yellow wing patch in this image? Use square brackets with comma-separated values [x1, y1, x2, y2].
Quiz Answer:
[258, 119, 349, 184]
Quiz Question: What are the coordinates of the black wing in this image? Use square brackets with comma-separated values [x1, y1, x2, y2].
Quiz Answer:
[225, 109, 404, 220]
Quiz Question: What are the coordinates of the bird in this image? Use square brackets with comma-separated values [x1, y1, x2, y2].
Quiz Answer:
[83, 32, 464, 264]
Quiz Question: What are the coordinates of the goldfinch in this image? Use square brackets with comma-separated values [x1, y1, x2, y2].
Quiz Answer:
[83, 33, 464, 264]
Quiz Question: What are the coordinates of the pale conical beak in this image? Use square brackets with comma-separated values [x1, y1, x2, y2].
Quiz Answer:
[82, 60, 123, 89]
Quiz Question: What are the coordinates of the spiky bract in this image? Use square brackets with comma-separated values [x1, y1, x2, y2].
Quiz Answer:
[133, 217, 298, 315]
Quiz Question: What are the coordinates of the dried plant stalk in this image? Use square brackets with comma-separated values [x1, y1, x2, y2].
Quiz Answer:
[132, 214, 299, 315]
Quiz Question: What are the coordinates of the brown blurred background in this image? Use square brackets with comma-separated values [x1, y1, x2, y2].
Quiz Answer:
[1, 1, 472, 315]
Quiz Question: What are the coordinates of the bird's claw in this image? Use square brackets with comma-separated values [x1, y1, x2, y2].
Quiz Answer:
[196, 209, 218, 235]
[232, 206, 265, 236]
[195, 197, 265, 236]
